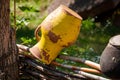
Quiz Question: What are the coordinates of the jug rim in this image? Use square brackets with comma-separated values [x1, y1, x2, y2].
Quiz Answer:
[59, 5, 83, 20]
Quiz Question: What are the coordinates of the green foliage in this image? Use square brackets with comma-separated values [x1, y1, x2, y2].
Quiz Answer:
[20, 37, 36, 45]
[10, 0, 48, 29]
[10, 0, 48, 45]
[19, 6, 39, 12]
[82, 18, 95, 31]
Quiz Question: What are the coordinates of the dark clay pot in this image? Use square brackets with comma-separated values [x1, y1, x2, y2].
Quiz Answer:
[100, 35, 120, 79]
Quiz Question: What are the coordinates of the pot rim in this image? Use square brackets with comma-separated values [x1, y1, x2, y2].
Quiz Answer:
[109, 35, 120, 47]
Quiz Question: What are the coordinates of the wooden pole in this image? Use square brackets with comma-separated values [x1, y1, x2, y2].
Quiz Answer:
[58, 55, 101, 71]
[75, 71, 110, 80]
[51, 62, 101, 74]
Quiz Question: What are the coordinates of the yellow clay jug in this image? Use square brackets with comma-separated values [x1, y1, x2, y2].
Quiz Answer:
[30, 5, 82, 64]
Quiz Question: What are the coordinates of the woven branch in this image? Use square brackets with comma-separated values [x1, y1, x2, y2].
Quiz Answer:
[19, 55, 86, 80]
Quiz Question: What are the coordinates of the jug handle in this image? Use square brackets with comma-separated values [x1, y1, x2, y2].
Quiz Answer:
[35, 25, 41, 41]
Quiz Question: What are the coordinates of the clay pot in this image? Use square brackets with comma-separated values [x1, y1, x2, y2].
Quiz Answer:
[100, 35, 120, 79]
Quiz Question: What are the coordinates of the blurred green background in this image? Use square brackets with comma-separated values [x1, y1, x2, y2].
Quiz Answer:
[10, 0, 120, 71]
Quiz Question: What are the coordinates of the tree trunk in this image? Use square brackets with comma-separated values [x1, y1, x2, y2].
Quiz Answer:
[0, 0, 19, 80]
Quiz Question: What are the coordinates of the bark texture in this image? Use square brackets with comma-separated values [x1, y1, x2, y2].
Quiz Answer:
[0, 0, 19, 80]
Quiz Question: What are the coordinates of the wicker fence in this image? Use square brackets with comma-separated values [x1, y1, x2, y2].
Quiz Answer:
[18, 44, 109, 80]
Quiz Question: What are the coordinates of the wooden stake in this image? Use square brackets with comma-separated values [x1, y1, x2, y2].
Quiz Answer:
[51, 62, 101, 74]
[75, 71, 110, 80]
